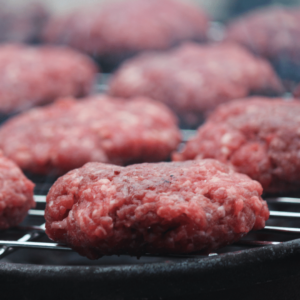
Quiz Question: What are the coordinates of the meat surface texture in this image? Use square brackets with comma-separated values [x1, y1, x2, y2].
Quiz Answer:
[0, 152, 35, 230]
[43, 0, 209, 57]
[173, 97, 300, 193]
[45, 160, 269, 259]
[109, 43, 283, 127]
[0, 95, 181, 175]
[0, 44, 97, 114]
[226, 7, 300, 61]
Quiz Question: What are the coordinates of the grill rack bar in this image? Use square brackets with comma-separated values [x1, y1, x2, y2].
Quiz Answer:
[29, 209, 300, 219]
[0, 240, 72, 251]
[0, 223, 45, 259]
[1, 196, 300, 259]
[30, 196, 300, 205]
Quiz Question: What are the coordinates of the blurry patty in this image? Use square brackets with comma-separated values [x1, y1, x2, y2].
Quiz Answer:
[109, 43, 283, 127]
[0, 152, 35, 230]
[43, 0, 209, 59]
[173, 97, 300, 193]
[0, 44, 97, 114]
[0, 95, 181, 175]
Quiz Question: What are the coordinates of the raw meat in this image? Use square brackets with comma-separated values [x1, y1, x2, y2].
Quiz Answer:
[0, 44, 97, 114]
[173, 97, 300, 193]
[43, 0, 209, 62]
[226, 7, 300, 61]
[109, 43, 283, 127]
[0, 152, 35, 230]
[45, 159, 268, 259]
[0, 95, 181, 175]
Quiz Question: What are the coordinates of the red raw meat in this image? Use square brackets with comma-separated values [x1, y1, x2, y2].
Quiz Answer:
[109, 43, 283, 127]
[45, 160, 268, 259]
[0, 95, 181, 175]
[226, 7, 300, 61]
[43, 0, 209, 58]
[173, 97, 300, 193]
[0, 44, 97, 114]
[0, 152, 35, 230]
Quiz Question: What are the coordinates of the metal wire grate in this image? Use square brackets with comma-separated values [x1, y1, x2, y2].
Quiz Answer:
[0, 195, 300, 262]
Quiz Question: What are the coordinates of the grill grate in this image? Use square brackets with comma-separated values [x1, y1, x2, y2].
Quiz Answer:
[0, 195, 300, 263]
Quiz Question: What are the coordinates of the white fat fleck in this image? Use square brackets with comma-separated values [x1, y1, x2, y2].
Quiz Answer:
[176, 70, 203, 86]
[210, 177, 221, 182]
[59, 140, 71, 149]
[221, 133, 232, 145]
[83, 188, 91, 194]
[92, 209, 103, 219]
[98, 179, 110, 185]
[81, 139, 95, 148]
[205, 213, 212, 221]
[246, 105, 259, 114]
[122, 67, 143, 86]
[182, 180, 191, 187]
[221, 146, 230, 155]
[100, 184, 116, 194]
[227, 186, 237, 196]
[72, 176, 83, 184]
[217, 206, 225, 218]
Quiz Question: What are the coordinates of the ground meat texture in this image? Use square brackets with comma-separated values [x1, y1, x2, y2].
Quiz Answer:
[43, 0, 209, 64]
[226, 7, 300, 62]
[0, 96, 181, 175]
[0, 44, 97, 114]
[109, 43, 283, 128]
[0, 152, 35, 230]
[173, 97, 300, 193]
[45, 160, 269, 259]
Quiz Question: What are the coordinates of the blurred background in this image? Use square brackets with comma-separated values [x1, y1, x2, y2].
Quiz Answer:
[4, 0, 300, 19]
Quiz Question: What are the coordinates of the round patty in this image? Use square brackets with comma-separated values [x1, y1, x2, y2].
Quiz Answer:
[43, 0, 209, 60]
[45, 160, 268, 259]
[226, 7, 300, 62]
[0, 44, 97, 114]
[0, 95, 181, 175]
[109, 43, 283, 128]
[173, 97, 300, 193]
[0, 152, 35, 230]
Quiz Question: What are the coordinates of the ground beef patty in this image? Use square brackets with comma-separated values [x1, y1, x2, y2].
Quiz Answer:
[0, 96, 180, 175]
[0, 152, 35, 230]
[226, 7, 300, 78]
[45, 160, 268, 259]
[109, 43, 283, 128]
[0, 44, 97, 114]
[43, 0, 209, 68]
[173, 97, 300, 193]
